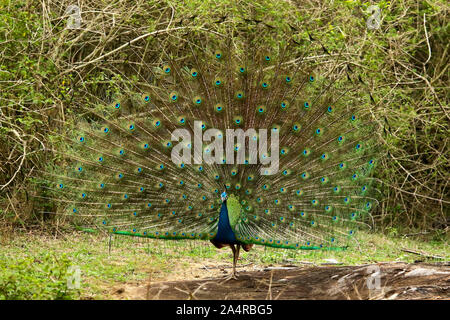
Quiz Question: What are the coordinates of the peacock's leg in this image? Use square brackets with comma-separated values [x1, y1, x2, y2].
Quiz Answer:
[220, 244, 239, 283]
[232, 244, 241, 278]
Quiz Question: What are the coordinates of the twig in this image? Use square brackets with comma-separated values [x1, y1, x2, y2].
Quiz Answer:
[423, 13, 431, 65]
[202, 263, 253, 270]
[67, 26, 224, 73]
[401, 248, 446, 260]
[1, 129, 26, 190]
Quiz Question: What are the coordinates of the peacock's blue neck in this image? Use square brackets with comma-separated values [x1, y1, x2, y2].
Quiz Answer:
[213, 201, 238, 244]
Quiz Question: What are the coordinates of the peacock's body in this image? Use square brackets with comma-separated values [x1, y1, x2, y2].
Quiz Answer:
[37, 28, 380, 277]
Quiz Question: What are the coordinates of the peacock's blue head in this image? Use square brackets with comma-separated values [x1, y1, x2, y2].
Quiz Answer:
[220, 191, 228, 202]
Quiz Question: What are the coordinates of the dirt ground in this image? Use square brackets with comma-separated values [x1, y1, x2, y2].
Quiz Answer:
[111, 262, 449, 300]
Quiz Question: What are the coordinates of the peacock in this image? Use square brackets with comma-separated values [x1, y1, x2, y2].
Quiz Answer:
[35, 27, 380, 280]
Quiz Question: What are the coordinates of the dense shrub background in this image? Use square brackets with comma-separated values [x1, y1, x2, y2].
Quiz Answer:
[0, 0, 448, 235]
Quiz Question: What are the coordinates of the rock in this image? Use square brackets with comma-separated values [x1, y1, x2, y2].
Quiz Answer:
[404, 268, 450, 277]
[324, 258, 340, 264]
[387, 292, 399, 300]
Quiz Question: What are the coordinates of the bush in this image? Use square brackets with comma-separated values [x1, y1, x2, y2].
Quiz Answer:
[0, 252, 79, 300]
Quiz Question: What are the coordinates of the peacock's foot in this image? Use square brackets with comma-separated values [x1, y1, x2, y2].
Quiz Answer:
[220, 272, 238, 284]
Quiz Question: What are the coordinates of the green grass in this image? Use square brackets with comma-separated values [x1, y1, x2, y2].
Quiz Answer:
[0, 230, 448, 299]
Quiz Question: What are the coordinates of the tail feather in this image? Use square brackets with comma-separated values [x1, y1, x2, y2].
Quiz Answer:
[33, 28, 381, 249]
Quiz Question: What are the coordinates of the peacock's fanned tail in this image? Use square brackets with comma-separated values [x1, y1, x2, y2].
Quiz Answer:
[36, 30, 381, 250]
